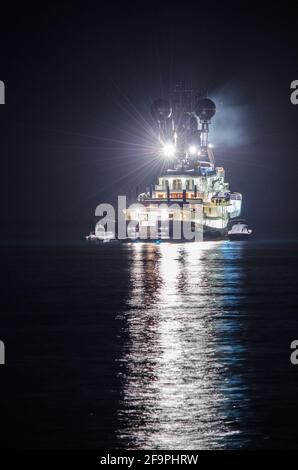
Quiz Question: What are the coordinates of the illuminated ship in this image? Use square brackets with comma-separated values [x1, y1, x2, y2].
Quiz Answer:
[124, 86, 242, 241]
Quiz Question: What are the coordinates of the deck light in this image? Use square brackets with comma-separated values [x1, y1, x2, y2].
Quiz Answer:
[162, 142, 175, 158]
[189, 145, 197, 155]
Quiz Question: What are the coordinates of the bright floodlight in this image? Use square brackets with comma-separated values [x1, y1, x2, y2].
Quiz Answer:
[208, 143, 214, 148]
[162, 142, 175, 158]
[189, 145, 197, 155]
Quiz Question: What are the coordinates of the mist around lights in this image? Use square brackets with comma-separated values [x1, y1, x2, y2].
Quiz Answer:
[188, 145, 198, 155]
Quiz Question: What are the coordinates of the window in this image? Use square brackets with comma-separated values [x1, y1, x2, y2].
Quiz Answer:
[173, 179, 182, 190]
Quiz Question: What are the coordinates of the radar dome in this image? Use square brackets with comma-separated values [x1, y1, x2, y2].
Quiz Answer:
[195, 98, 216, 121]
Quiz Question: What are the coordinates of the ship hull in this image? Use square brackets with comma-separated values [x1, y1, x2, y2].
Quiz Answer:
[203, 225, 228, 240]
[121, 220, 228, 242]
[228, 233, 251, 241]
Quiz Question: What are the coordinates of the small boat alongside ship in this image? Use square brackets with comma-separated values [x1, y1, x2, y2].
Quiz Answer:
[228, 221, 252, 241]
[86, 226, 115, 243]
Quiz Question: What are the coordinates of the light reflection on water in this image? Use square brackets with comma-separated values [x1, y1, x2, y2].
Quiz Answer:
[117, 241, 249, 449]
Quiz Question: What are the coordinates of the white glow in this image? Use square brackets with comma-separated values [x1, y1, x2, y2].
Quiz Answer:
[162, 142, 175, 158]
[208, 143, 214, 148]
[188, 145, 197, 155]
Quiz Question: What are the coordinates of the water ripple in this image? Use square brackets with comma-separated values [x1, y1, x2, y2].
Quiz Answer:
[117, 242, 249, 449]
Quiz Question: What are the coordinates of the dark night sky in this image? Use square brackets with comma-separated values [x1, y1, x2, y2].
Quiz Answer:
[1, 2, 298, 239]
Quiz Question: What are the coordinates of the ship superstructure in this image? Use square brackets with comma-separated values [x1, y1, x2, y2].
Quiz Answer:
[123, 86, 242, 241]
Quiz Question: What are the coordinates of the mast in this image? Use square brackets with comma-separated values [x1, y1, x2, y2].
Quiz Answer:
[151, 86, 216, 168]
